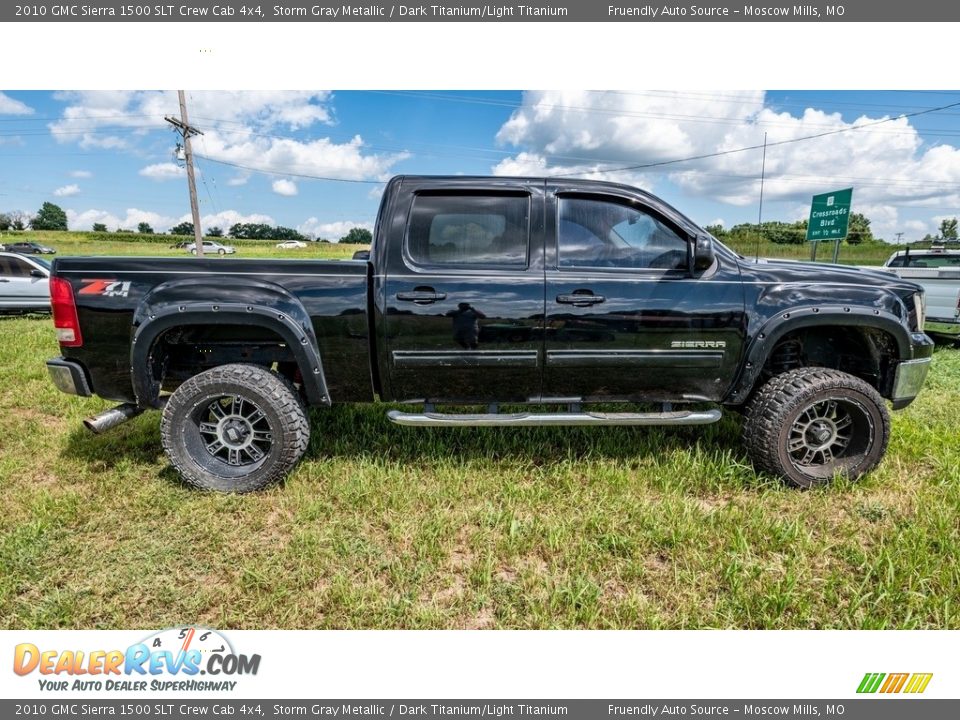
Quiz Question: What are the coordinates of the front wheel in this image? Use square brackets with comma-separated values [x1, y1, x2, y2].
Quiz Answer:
[743, 368, 890, 488]
[161, 363, 310, 492]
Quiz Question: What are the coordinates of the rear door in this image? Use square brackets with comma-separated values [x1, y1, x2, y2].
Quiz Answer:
[0, 255, 49, 308]
[543, 188, 746, 403]
[382, 180, 545, 403]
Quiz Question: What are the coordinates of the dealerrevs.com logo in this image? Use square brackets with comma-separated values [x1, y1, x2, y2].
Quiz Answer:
[13, 627, 260, 692]
[857, 672, 933, 694]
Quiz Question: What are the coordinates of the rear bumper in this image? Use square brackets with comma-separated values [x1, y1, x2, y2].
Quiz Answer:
[46, 357, 92, 397]
[890, 333, 935, 410]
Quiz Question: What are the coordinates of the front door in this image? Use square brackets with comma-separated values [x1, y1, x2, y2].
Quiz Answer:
[383, 183, 545, 403]
[543, 190, 746, 403]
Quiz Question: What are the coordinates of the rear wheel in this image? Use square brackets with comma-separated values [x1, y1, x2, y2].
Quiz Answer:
[744, 368, 890, 488]
[161, 363, 310, 492]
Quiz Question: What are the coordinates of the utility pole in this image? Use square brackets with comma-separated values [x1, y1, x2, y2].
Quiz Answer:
[895, 232, 904, 245]
[165, 91, 205, 257]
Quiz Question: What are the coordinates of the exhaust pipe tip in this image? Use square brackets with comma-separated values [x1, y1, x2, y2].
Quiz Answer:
[83, 402, 144, 434]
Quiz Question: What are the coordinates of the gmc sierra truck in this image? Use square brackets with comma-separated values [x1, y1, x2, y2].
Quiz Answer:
[46, 176, 934, 491]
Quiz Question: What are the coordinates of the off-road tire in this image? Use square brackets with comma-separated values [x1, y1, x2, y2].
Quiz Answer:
[743, 367, 890, 488]
[161, 363, 310, 492]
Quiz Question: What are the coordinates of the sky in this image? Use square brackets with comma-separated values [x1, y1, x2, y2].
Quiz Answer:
[1, 89, 960, 241]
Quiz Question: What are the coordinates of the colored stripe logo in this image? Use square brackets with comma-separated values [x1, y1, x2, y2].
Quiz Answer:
[857, 672, 933, 694]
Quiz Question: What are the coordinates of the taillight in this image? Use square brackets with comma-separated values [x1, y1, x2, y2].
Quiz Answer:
[50, 277, 83, 347]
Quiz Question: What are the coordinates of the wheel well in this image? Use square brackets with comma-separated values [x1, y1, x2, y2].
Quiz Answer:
[150, 324, 302, 394]
[758, 325, 899, 398]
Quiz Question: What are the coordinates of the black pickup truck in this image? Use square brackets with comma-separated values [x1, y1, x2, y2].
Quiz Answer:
[46, 176, 933, 491]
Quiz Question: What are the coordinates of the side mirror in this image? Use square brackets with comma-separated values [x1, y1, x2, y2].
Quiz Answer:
[690, 234, 715, 273]
[30, 268, 47, 278]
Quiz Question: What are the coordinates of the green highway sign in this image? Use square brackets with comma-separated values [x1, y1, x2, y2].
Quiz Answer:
[806, 187, 853, 241]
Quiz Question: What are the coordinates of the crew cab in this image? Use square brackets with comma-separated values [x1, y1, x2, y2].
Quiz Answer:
[45, 176, 934, 491]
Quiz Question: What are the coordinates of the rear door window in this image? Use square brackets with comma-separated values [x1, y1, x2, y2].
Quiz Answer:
[406, 193, 530, 267]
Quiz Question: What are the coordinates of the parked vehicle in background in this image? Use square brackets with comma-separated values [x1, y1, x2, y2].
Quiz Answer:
[186, 240, 236, 256]
[879, 246, 960, 340]
[6, 241, 56, 255]
[0, 251, 51, 311]
[169, 240, 193, 250]
[276, 240, 307, 249]
[46, 176, 933, 492]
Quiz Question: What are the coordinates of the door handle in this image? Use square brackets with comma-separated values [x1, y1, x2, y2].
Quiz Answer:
[396, 289, 447, 304]
[556, 292, 605, 306]
[0, 278, 8, 283]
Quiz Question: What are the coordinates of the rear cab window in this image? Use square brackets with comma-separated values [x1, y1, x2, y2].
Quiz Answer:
[405, 193, 530, 268]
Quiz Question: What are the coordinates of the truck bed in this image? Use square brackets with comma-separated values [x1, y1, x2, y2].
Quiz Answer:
[53, 256, 375, 403]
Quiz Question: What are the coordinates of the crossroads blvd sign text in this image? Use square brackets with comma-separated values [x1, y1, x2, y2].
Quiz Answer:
[807, 188, 853, 241]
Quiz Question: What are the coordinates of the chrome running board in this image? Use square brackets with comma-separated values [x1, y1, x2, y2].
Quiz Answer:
[386, 408, 722, 427]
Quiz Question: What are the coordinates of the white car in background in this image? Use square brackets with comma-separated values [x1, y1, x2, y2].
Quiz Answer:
[276, 240, 307, 249]
[0, 251, 51, 312]
[186, 240, 236, 256]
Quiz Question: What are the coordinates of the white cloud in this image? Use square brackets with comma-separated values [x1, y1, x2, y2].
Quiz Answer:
[0, 92, 33, 115]
[901, 219, 930, 239]
[297, 218, 372, 241]
[272, 178, 298, 196]
[53, 184, 81, 197]
[196, 131, 408, 182]
[494, 90, 766, 189]
[493, 91, 960, 236]
[187, 210, 276, 232]
[227, 174, 250, 186]
[139, 162, 185, 181]
[707, 218, 726, 228]
[67, 208, 176, 232]
[70, 170, 92, 178]
[48, 91, 407, 181]
[49, 91, 335, 147]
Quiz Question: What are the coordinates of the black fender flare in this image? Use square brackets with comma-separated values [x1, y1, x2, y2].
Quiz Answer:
[130, 277, 330, 408]
[725, 305, 912, 404]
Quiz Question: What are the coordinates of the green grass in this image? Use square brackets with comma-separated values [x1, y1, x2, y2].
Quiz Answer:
[0, 311, 957, 630]
[0, 232, 957, 629]
[2, 230, 367, 260]
[723, 236, 901, 265]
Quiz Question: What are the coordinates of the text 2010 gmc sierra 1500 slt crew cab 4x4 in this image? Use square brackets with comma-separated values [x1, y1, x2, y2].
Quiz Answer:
[45, 176, 934, 491]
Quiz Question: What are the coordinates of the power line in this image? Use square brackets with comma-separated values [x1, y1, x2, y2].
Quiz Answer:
[192, 154, 384, 184]
[551, 100, 960, 178]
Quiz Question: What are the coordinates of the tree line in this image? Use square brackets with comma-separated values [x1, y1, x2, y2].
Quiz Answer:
[0, 201, 374, 244]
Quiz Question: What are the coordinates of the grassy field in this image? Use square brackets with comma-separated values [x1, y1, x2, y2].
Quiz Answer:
[723, 236, 901, 265]
[0, 233, 958, 630]
[2, 230, 367, 260]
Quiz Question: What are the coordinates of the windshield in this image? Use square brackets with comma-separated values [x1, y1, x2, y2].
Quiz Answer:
[33, 257, 51, 270]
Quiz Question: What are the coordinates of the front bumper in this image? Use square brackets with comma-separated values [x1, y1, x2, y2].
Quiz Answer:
[46, 357, 92, 397]
[890, 332, 934, 410]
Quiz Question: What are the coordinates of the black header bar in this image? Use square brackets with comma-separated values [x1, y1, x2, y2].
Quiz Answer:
[5, 1, 959, 22]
